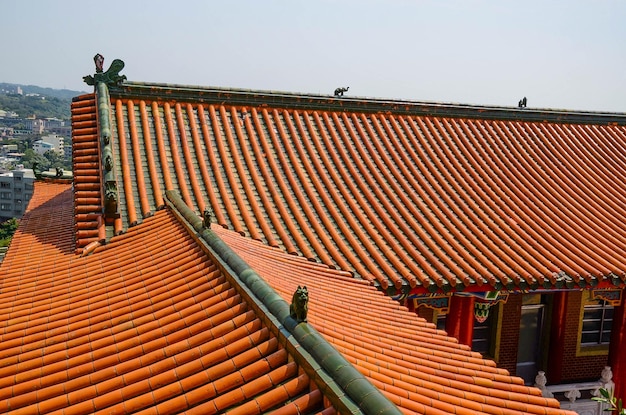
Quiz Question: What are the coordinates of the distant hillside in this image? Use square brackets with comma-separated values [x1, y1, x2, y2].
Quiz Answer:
[0, 83, 86, 120]
[0, 83, 86, 100]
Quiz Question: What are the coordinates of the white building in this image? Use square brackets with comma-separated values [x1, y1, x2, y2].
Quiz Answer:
[34, 134, 65, 156]
[33, 140, 54, 156]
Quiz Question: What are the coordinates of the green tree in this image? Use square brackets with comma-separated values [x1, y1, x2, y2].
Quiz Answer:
[0, 218, 18, 247]
[0, 93, 71, 120]
[21, 148, 50, 171]
[43, 150, 71, 171]
[44, 150, 63, 168]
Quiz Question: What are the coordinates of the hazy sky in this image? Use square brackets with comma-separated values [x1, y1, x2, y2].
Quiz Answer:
[2, 0, 625, 112]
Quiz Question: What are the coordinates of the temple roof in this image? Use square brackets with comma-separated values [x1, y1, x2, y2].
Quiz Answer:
[0, 183, 393, 414]
[0, 181, 575, 415]
[0, 59, 593, 412]
[73, 80, 626, 294]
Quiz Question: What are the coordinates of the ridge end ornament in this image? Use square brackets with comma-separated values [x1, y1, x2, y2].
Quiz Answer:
[83, 54, 127, 86]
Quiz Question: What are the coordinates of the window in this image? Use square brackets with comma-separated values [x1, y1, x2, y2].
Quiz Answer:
[1, 203, 11, 211]
[0, 192, 10, 199]
[581, 300, 613, 345]
[436, 313, 446, 331]
[0, 182, 10, 188]
[15, 176, 21, 181]
[473, 317, 492, 355]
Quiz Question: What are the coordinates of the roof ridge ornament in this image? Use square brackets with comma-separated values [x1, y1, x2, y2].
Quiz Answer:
[289, 285, 309, 323]
[518, 96, 527, 108]
[83, 54, 127, 87]
[83, 54, 122, 223]
[202, 208, 212, 229]
[334, 86, 349, 96]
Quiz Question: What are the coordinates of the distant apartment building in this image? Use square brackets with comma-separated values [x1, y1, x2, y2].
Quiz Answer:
[0, 110, 19, 119]
[21, 118, 68, 135]
[1, 144, 19, 156]
[47, 125, 72, 137]
[34, 134, 65, 156]
[0, 127, 15, 138]
[0, 166, 35, 221]
[45, 118, 66, 129]
[63, 141, 72, 160]
[30, 119, 45, 134]
[0, 86, 24, 96]
[33, 140, 54, 155]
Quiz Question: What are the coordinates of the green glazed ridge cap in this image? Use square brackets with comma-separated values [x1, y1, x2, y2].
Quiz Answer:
[111, 80, 626, 126]
[95, 83, 111, 140]
[164, 190, 403, 415]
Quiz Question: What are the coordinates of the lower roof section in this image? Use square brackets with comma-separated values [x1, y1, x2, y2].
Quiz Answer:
[0, 182, 335, 414]
[211, 225, 577, 415]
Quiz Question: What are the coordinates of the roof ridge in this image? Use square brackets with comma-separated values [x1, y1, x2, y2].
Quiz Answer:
[111, 81, 626, 125]
[165, 189, 403, 415]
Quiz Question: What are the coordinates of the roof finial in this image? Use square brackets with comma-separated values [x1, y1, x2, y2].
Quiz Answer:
[334, 86, 349, 97]
[518, 96, 527, 108]
[94, 53, 104, 73]
[83, 54, 127, 86]
[202, 207, 213, 229]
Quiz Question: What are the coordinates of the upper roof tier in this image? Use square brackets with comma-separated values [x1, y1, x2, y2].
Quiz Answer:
[73, 79, 626, 294]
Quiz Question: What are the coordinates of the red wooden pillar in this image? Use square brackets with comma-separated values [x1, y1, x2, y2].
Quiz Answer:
[446, 295, 475, 347]
[609, 299, 626, 400]
[546, 291, 568, 384]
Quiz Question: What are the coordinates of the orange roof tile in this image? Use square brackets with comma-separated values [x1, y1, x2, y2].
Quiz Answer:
[43, 72, 619, 414]
[80, 82, 626, 293]
[0, 183, 343, 414]
[211, 225, 575, 415]
[0, 179, 578, 414]
[71, 93, 104, 251]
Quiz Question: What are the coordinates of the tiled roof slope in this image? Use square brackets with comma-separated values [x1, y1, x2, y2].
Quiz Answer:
[72, 93, 105, 251]
[90, 82, 626, 294]
[0, 182, 575, 415]
[0, 183, 344, 415]
[212, 225, 576, 415]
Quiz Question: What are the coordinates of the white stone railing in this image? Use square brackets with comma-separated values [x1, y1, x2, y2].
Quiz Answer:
[534, 366, 614, 415]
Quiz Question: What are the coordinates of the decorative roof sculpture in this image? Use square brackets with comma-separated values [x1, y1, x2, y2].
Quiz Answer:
[83, 54, 127, 87]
